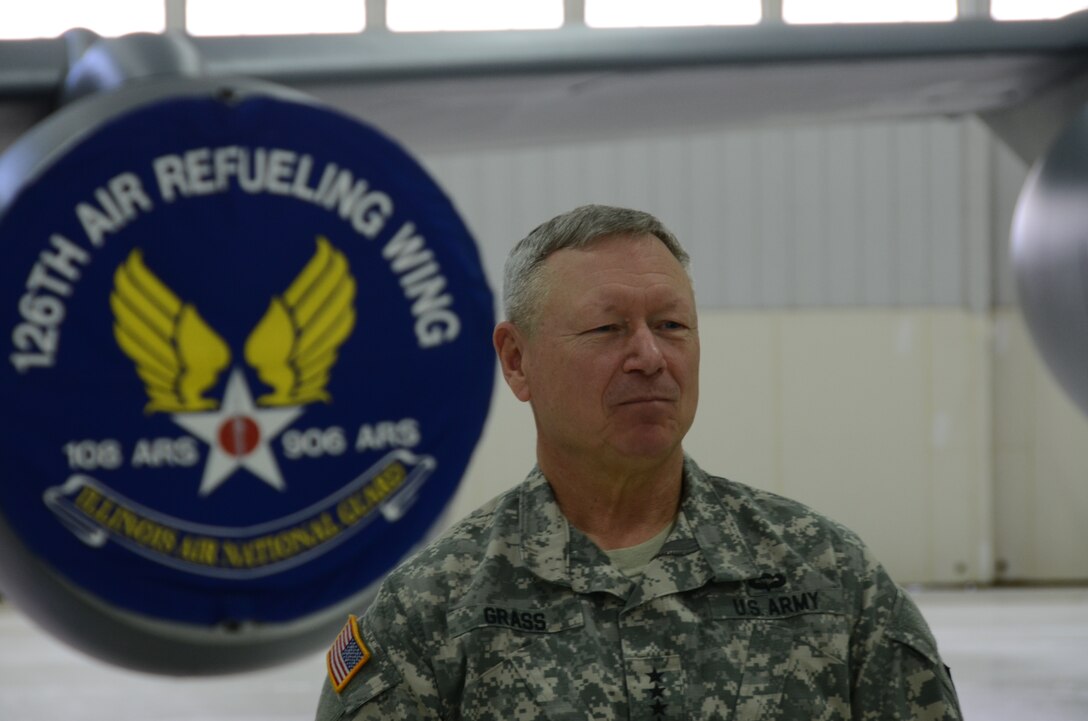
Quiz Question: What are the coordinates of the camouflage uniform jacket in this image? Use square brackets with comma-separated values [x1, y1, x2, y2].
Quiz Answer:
[316, 457, 961, 720]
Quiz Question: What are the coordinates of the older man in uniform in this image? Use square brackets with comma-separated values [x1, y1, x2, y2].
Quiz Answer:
[315, 205, 962, 720]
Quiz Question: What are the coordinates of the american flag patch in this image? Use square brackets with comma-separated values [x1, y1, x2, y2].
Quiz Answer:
[327, 615, 371, 693]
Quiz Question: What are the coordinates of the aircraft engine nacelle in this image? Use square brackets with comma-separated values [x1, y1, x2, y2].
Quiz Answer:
[1012, 104, 1088, 420]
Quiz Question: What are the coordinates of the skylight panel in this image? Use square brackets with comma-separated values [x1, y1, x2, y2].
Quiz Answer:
[991, 0, 1088, 19]
[187, 0, 365, 36]
[783, 0, 957, 24]
[387, 0, 562, 32]
[0, 0, 164, 40]
[586, 0, 761, 27]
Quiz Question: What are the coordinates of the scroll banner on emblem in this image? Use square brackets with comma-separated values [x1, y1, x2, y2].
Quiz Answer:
[44, 449, 434, 580]
[0, 90, 494, 629]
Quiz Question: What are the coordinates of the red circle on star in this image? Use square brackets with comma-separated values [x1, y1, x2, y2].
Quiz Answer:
[218, 416, 261, 456]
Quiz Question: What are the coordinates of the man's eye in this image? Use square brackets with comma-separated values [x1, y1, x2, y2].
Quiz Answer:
[590, 324, 618, 333]
[659, 321, 686, 330]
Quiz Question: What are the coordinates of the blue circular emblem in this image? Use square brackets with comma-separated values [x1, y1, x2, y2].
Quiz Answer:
[0, 85, 494, 661]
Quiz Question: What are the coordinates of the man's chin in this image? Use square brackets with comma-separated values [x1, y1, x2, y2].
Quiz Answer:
[610, 431, 685, 464]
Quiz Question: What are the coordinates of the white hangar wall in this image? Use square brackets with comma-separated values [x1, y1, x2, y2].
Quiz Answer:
[414, 116, 1088, 585]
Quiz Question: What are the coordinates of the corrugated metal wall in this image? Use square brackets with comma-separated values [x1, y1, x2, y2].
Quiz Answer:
[419, 116, 995, 312]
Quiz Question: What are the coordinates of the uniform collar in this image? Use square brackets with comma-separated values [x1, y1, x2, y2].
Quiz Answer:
[518, 457, 772, 590]
[681, 456, 843, 594]
[517, 467, 571, 587]
[677, 456, 765, 582]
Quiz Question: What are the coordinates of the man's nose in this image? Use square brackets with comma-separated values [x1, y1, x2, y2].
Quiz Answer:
[623, 324, 665, 374]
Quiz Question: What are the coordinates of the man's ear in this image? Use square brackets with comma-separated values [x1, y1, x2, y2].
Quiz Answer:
[493, 321, 531, 402]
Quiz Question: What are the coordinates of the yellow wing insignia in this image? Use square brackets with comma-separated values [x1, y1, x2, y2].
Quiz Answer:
[244, 236, 357, 406]
[110, 249, 232, 413]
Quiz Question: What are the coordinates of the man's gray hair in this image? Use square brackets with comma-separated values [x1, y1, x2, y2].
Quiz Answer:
[503, 204, 690, 331]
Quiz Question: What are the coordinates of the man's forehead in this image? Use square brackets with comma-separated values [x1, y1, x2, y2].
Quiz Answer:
[545, 267, 696, 324]
[528, 233, 695, 330]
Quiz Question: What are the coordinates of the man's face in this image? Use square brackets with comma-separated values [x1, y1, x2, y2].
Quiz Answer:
[496, 233, 700, 471]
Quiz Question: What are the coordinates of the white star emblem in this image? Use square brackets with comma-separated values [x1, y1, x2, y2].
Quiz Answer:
[172, 369, 303, 497]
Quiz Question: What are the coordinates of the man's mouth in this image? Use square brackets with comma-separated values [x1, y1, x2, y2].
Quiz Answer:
[618, 396, 675, 405]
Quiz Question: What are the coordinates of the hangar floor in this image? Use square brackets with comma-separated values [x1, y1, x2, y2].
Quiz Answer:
[0, 586, 1086, 720]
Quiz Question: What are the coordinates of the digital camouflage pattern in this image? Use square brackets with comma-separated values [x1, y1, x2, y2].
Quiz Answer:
[316, 457, 962, 720]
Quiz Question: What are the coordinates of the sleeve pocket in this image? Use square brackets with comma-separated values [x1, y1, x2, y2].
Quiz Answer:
[881, 591, 961, 715]
[885, 591, 942, 667]
[335, 637, 407, 716]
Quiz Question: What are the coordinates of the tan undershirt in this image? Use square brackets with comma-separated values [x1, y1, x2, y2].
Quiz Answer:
[602, 518, 676, 578]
